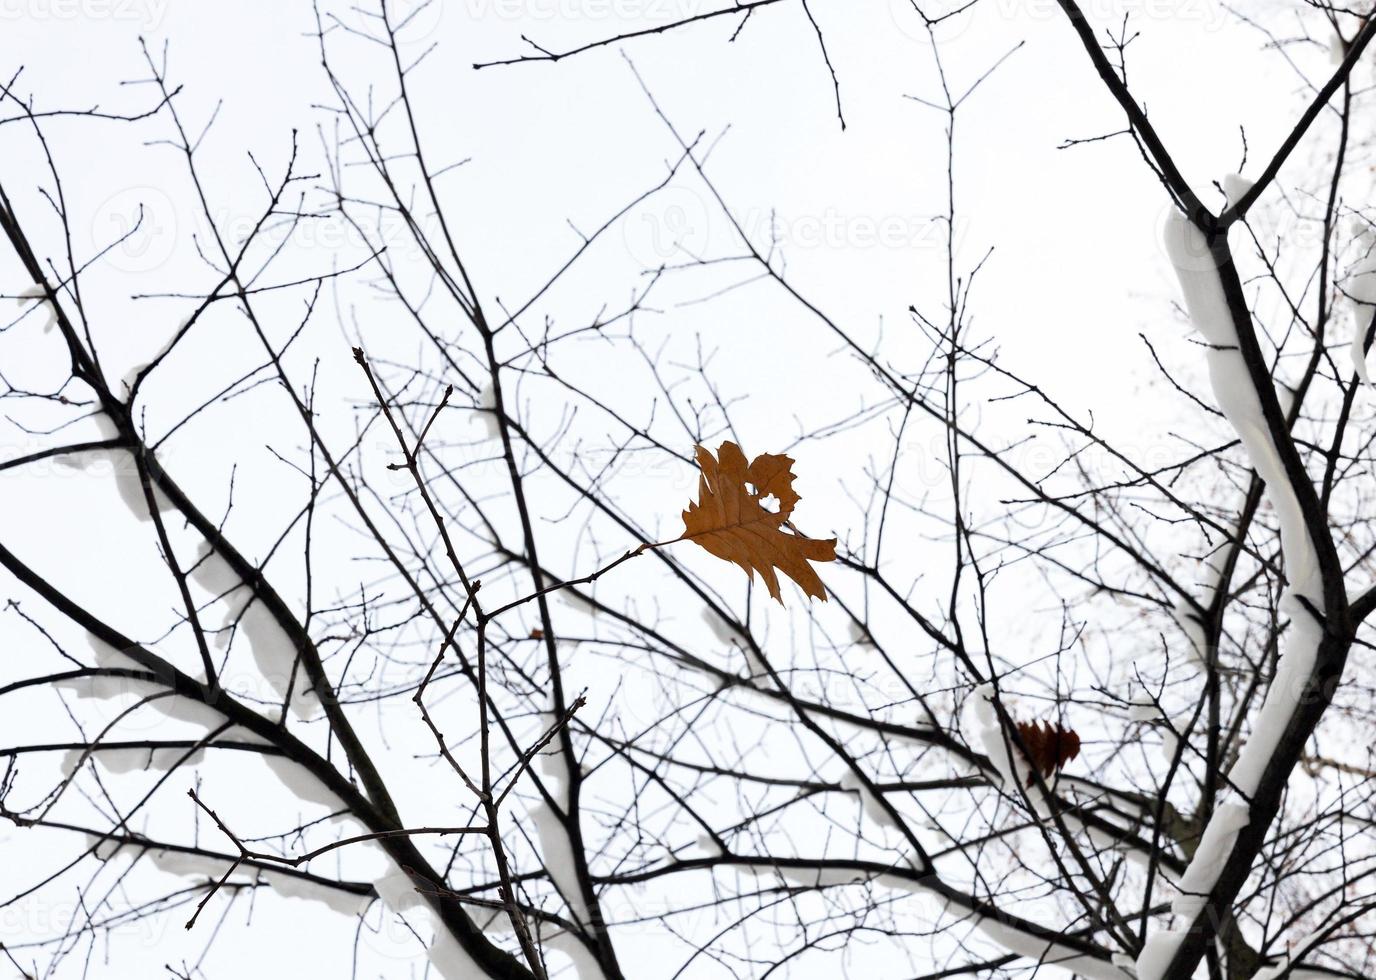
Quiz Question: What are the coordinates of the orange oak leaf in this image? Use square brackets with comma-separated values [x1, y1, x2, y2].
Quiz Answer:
[681, 441, 837, 603]
[1014, 719, 1081, 782]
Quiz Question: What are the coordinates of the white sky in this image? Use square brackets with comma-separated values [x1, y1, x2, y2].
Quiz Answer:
[0, 0, 1349, 977]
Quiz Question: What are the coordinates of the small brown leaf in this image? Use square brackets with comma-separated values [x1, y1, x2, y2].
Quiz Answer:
[1014, 719, 1081, 782]
[529, 628, 545, 640]
[681, 441, 837, 603]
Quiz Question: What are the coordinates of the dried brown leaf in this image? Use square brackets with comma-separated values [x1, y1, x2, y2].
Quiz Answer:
[1014, 719, 1081, 781]
[681, 441, 837, 603]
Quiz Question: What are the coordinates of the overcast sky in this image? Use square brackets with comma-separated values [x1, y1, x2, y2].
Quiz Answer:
[0, 1, 1351, 977]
